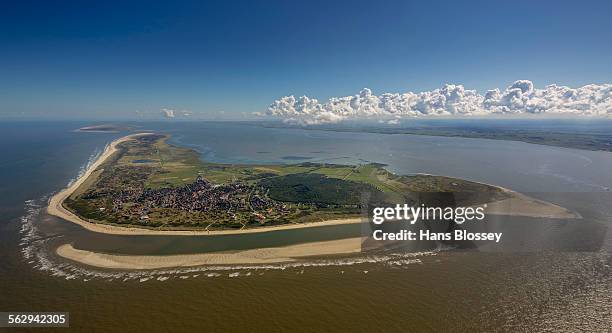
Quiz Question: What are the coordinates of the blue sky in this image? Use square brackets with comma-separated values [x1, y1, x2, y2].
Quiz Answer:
[1, 0, 611, 120]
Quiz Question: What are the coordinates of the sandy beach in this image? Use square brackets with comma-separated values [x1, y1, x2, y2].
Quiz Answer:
[55, 216, 363, 236]
[481, 191, 579, 219]
[57, 238, 363, 269]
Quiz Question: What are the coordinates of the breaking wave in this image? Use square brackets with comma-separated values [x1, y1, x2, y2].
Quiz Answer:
[66, 146, 104, 188]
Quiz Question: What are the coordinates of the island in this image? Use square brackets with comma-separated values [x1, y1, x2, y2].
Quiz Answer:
[48, 133, 579, 268]
[49, 132, 578, 235]
[77, 124, 133, 133]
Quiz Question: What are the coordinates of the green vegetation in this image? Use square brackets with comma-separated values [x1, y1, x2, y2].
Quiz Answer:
[260, 173, 387, 206]
[65, 134, 507, 230]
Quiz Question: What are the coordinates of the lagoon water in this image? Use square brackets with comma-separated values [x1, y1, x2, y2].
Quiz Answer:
[1, 121, 611, 332]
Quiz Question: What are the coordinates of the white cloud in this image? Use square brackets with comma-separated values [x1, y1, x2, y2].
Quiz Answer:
[161, 108, 175, 118]
[160, 108, 194, 118]
[266, 80, 612, 124]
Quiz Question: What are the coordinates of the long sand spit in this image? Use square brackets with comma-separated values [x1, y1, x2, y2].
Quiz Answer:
[57, 237, 363, 269]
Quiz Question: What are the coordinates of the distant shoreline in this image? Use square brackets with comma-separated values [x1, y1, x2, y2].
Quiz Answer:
[262, 124, 612, 153]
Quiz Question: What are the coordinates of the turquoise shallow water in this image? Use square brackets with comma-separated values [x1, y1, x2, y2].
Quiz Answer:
[1, 121, 611, 332]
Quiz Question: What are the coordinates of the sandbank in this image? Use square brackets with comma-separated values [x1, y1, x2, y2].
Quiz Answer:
[56, 237, 363, 269]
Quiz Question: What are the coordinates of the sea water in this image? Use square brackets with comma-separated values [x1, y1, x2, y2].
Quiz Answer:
[1, 120, 611, 332]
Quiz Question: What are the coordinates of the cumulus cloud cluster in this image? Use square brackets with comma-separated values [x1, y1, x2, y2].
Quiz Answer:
[161, 108, 175, 118]
[160, 108, 193, 119]
[266, 80, 612, 124]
